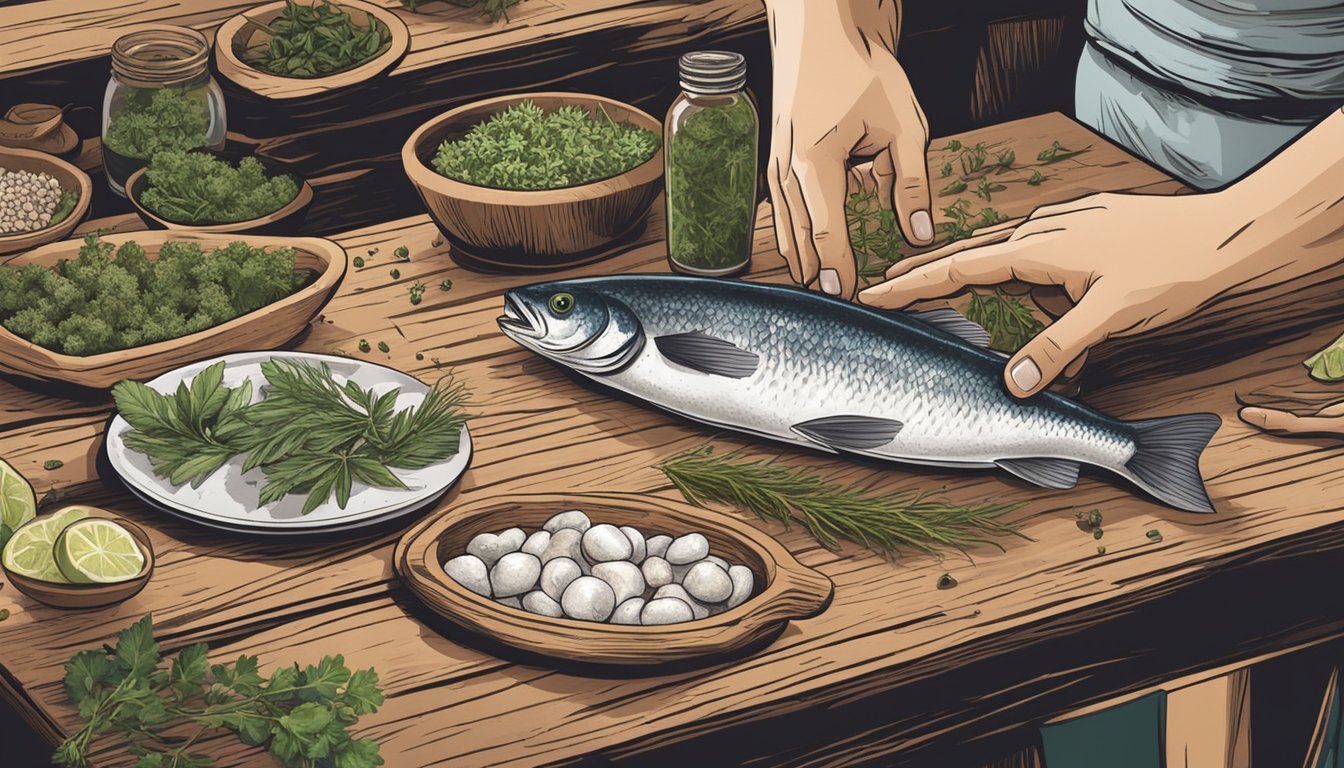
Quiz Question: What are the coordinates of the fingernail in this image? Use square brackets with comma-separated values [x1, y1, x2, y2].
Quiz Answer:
[911, 210, 934, 242]
[819, 269, 841, 295]
[1009, 357, 1042, 392]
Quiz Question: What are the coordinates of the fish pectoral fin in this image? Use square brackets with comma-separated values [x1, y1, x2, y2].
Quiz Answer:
[792, 415, 904, 451]
[908, 309, 992, 349]
[654, 331, 759, 378]
[995, 457, 1081, 490]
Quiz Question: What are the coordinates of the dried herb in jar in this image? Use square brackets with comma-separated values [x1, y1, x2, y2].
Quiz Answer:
[666, 94, 757, 273]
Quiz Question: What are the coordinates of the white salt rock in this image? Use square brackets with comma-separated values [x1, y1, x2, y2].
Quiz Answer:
[540, 528, 583, 564]
[620, 526, 646, 563]
[640, 597, 694, 625]
[683, 561, 732, 603]
[654, 584, 709, 619]
[543, 509, 591, 533]
[611, 597, 645, 625]
[665, 533, 708, 565]
[582, 524, 632, 563]
[560, 576, 616, 622]
[592, 561, 644, 605]
[540, 557, 582, 602]
[727, 565, 755, 608]
[443, 554, 490, 597]
[489, 552, 541, 598]
[496, 596, 522, 609]
[521, 530, 551, 558]
[522, 590, 563, 618]
[704, 555, 730, 571]
[641, 556, 673, 589]
[645, 534, 672, 559]
[466, 528, 524, 568]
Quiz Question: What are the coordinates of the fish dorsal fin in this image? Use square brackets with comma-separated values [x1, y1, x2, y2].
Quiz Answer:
[995, 457, 1080, 489]
[908, 309, 991, 348]
[792, 415, 904, 451]
[654, 331, 759, 378]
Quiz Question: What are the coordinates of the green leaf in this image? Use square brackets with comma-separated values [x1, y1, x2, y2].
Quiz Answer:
[115, 614, 161, 678]
[136, 755, 166, 768]
[63, 649, 121, 703]
[1305, 330, 1344, 382]
[343, 668, 384, 715]
[169, 643, 210, 698]
[224, 710, 275, 747]
[334, 738, 384, 768]
[300, 655, 351, 702]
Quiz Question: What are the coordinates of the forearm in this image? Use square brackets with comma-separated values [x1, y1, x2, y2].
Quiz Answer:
[765, 0, 901, 62]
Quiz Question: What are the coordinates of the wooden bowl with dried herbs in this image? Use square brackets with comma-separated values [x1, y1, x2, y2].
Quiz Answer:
[214, 0, 410, 101]
[0, 146, 91, 257]
[402, 93, 664, 271]
[124, 149, 313, 235]
[0, 231, 346, 388]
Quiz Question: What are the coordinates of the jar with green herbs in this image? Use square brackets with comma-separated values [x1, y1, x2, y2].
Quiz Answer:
[664, 51, 759, 276]
[103, 27, 226, 197]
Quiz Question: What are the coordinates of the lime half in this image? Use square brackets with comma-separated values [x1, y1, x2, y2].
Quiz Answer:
[2, 506, 91, 583]
[55, 518, 145, 584]
[0, 459, 36, 533]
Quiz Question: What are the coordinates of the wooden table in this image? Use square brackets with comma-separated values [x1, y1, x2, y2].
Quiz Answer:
[3, 112, 1344, 768]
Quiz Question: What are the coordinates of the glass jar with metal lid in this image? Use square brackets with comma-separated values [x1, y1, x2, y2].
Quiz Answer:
[102, 26, 227, 196]
[664, 51, 759, 276]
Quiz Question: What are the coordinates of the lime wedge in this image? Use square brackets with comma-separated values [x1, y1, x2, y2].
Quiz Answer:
[55, 518, 145, 584]
[0, 458, 36, 533]
[2, 506, 91, 583]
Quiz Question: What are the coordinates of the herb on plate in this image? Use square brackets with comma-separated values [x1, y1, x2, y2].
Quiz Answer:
[245, 0, 391, 78]
[965, 288, 1045, 353]
[53, 614, 385, 768]
[659, 444, 1025, 557]
[103, 87, 212, 161]
[112, 358, 470, 514]
[140, 150, 300, 224]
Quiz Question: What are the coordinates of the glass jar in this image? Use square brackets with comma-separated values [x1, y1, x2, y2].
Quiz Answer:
[664, 51, 759, 276]
[102, 26, 226, 197]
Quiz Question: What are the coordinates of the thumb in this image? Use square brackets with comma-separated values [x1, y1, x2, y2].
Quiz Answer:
[1004, 306, 1110, 398]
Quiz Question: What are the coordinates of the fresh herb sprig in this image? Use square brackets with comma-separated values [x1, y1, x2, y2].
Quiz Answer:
[846, 190, 906, 284]
[245, 0, 391, 78]
[659, 445, 1025, 557]
[53, 614, 385, 768]
[966, 289, 1045, 353]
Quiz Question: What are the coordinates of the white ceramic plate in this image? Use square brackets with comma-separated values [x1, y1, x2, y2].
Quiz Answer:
[106, 351, 472, 533]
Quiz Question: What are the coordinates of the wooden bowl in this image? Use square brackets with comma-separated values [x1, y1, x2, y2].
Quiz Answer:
[0, 146, 92, 257]
[4, 517, 155, 610]
[401, 93, 664, 272]
[214, 0, 410, 101]
[0, 231, 346, 388]
[124, 154, 314, 235]
[395, 492, 834, 669]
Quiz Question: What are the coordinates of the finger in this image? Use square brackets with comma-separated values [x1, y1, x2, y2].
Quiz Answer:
[883, 219, 1022, 279]
[882, 138, 935, 247]
[1239, 406, 1344, 438]
[1318, 401, 1344, 418]
[780, 171, 821, 287]
[1029, 193, 1109, 221]
[1062, 349, 1089, 380]
[767, 163, 803, 284]
[860, 234, 1056, 308]
[1004, 303, 1111, 398]
[795, 155, 858, 298]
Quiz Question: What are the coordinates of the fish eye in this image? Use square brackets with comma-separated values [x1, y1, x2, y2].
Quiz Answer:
[548, 292, 575, 315]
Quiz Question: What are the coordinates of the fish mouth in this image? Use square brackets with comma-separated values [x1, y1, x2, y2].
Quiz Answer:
[498, 293, 543, 339]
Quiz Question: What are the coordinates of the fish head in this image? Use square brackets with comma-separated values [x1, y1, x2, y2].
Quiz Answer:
[499, 281, 645, 374]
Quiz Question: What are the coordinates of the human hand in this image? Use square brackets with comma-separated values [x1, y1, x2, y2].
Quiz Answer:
[1240, 400, 1344, 439]
[766, 0, 932, 300]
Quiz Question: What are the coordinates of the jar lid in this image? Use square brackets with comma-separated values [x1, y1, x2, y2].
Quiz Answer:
[111, 26, 211, 88]
[679, 51, 747, 95]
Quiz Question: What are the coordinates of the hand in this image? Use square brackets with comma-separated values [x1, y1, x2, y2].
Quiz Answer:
[766, 0, 933, 300]
[1240, 400, 1344, 439]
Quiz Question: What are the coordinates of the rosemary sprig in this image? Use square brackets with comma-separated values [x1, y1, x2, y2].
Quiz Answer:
[659, 445, 1026, 557]
[966, 288, 1045, 353]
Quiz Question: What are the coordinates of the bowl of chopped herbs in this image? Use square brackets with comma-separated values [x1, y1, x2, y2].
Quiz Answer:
[0, 231, 346, 388]
[0, 146, 91, 257]
[125, 149, 313, 234]
[402, 93, 664, 271]
[215, 0, 410, 100]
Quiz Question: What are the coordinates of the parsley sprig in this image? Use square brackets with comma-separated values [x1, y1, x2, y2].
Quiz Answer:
[54, 614, 385, 768]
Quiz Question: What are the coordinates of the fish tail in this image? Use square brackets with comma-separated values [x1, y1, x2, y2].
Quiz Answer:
[1120, 413, 1222, 513]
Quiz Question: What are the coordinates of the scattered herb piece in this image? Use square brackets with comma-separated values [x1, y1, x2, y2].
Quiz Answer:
[846, 190, 906, 284]
[415, 352, 424, 361]
[1146, 529, 1163, 542]
[1028, 170, 1046, 186]
[139, 151, 299, 224]
[103, 87, 212, 161]
[394, 245, 410, 262]
[1093, 528, 1104, 540]
[439, 279, 453, 291]
[389, 268, 401, 280]
[966, 289, 1045, 353]
[938, 179, 967, 197]
[48, 190, 79, 226]
[936, 573, 957, 589]
[0, 608, 8, 621]
[994, 148, 1015, 172]
[944, 140, 962, 152]
[353, 256, 365, 268]
[666, 96, 757, 272]
[243, 0, 391, 78]
[659, 445, 1025, 556]
[358, 339, 371, 353]
[377, 341, 390, 353]
[1037, 140, 1089, 164]
[52, 614, 385, 768]
[1305, 330, 1344, 381]
[939, 162, 953, 178]
[368, 248, 379, 256]
[958, 142, 988, 176]
[973, 177, 1006, 202]
[409, 282, 426, 305]
[42, 459, 63, 471]
[940, 199, 976, 241]
[1097, 545, 1106, 555]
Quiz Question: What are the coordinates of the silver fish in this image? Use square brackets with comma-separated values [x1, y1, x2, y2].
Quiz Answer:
[498, 276, 1220, 512]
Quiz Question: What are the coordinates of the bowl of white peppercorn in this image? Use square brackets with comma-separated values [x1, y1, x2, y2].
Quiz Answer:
[394, 492, 834, 669]
[0, 146, 91, 257]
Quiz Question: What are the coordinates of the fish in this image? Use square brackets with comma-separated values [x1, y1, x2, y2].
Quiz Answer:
[498, 275, 1221, 513]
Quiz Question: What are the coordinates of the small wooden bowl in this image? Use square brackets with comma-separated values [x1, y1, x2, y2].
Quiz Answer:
[214, 0, 410, 101]
[395, 492, 834, 669]
[124, 154, 314, 235]
[0, 231, 346, 388]
[4, 517, 154, 610]
[401, 93, 664, 272]
[0, 146, 92, 257]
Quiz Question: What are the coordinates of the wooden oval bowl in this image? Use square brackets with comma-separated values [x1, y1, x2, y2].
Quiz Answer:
[395, 492, 834, 669]
[4, 517, 155, 610]
[0, 231, 346, 388]
[125, 154, 314, 235]
[401, 93, 664, 272]
[0, 146, 92, 257]
[214, 0, 410, 101]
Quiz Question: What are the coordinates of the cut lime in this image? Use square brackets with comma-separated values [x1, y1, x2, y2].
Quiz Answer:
[55, 518, 144, 584]
[2, 506, 91, 583]
[0, 458, 36, 533]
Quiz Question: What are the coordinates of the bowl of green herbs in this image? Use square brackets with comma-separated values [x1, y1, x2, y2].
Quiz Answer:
[124, 149, 313, 234]
[402, 93, 664, 271]
[215, 0, 410, 100]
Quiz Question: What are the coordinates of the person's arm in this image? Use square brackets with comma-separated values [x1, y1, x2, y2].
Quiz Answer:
[858, 107, 1344, 400]
[765, 0, 933, 299]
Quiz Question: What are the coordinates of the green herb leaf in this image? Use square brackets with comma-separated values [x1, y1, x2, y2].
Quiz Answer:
[1305, 330, 1344, 381]
[965, 289, 1045, 353]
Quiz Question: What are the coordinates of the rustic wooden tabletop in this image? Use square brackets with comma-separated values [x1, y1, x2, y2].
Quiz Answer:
[2, 112, 1344, 768]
